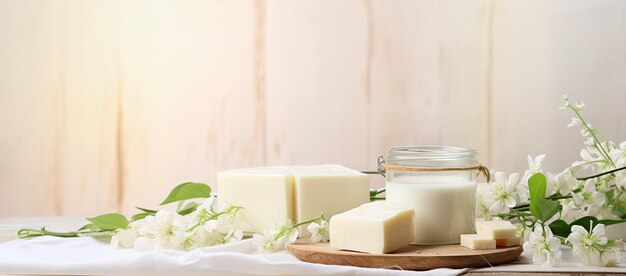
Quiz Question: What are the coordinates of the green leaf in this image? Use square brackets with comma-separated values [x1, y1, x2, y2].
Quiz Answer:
[536, 198, 561, 222]
[177, 201, 199, 216]
[571, 216, 626, 231]
[136, 207, 157, 214]
[548, 220, 571, 237]
[87, 213, 129, 231]
[131, 212, 153, 221]
[528, 173, 561, 222]
[160, 182, 211, 205]
[528, 173, 547, 200]
[76, 223, 100, 232]
[548, 216, 626, 238]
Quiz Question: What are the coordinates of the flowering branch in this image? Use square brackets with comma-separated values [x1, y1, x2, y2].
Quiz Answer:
[251, 212, 329, 253]
[561, 94, 616, 168]
[477, 94, 626, 267]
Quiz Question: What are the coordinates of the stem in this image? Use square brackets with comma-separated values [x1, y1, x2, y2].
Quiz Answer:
[270, 213, 326, 241]
[187, 205, 243, 232]
[568, 105, 616, 168]
[575, 165, 626, 181]
[293, 212, 325, 228]
[18, 227, 80, 239]
[570, 160, 609, 174]
[558, 235, 571, 245]
[513, 194, 572, 210]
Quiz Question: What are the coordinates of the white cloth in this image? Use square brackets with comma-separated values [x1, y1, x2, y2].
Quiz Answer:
[0, 236, 465, 276]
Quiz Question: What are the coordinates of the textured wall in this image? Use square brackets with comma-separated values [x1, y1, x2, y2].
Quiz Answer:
[0, 0, 625, 216]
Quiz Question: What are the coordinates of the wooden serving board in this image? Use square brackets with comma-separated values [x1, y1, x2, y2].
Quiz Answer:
[288, 238, 523, 271]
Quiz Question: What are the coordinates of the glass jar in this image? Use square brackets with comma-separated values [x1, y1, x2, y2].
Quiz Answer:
[383, 145, 482, 245]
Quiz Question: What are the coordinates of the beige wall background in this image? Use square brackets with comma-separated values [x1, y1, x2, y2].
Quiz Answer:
[0, 0, 625, 216]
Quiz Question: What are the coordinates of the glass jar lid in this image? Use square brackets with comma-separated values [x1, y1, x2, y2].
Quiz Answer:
[384, 145, 478, 168]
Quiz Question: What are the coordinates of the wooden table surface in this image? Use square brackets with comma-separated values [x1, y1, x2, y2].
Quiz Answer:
[1, 217, 625, 275]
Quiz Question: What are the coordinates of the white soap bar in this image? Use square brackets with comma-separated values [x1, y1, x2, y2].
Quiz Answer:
[287, 165, 370, 235]
[476, 220, 517, 239]
[460, 234, 496, 250]
[330, 201, 415, 254]
[217, 165, 369, 234]
[496, 236, 521, 247]
[217, 167, 294, 233]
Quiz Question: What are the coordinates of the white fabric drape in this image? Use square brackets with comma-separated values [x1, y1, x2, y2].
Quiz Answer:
[0, 236, 465, 276]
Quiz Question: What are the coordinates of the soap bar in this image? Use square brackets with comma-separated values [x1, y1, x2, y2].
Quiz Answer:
[460, 234, 496, 250]
[288, 165, 370, 235]
[330, 201, 415, 254]
[496, 236, 521, 247]
[217, 167, 294, 233]
[476, 220, 517, 239]
[217, 165, 370, 234]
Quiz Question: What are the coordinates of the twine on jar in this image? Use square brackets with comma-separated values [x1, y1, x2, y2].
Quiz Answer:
[374, 155, 491, 182]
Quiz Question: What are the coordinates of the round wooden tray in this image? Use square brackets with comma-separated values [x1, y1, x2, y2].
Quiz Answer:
[288, 238, 523, 271]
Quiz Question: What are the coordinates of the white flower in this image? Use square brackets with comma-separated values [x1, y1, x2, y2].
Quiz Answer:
[273, 225, 299, 250]
[307, 220, 329, 242]
[199, 196, 217, 212]
[572, 180, 605, 216]
[560, 93, 570, 109]
[201, 218, 243, 246]
[568, 118, 582, 128]
[555, 169, 576, 196]
[111, 218, 146, 249]
[111, 229, 137, 249]
[575, 100, 585, 110]
[519, 154, 547, 202]
[567, 224, 622, 266]
[523, 225, 562, 265]
[561, 200, 584, 224]
[583, 137, 595, 147]
[252, 232, 279, 253]
[141, 210, 189, 249]
[528, 154, 546, 172]
[609, 141, 626, 167]
[517, 224, 532, 242]
[580, 124, 594, 137]
[545, 172, 558, 196]
[580, 148, 597, 163]
[577, 147, 611, 173]
[252, 219, 299, 253]
[476, 183, 496, 220]
[486, 172, 520, 214]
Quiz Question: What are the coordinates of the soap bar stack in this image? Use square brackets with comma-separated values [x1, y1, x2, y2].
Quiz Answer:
[217, 165, 369, 235]
[460, 220, 520, 250]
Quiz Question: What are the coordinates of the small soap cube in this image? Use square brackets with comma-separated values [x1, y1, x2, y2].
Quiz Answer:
[496, 236, 521, 247]
[330, 201, 415, 254]
[460, 234, 496, 250]
[476, 220, 517, 239]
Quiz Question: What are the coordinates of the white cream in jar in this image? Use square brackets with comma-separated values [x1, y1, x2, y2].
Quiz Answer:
[383, 146, 485, 245]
